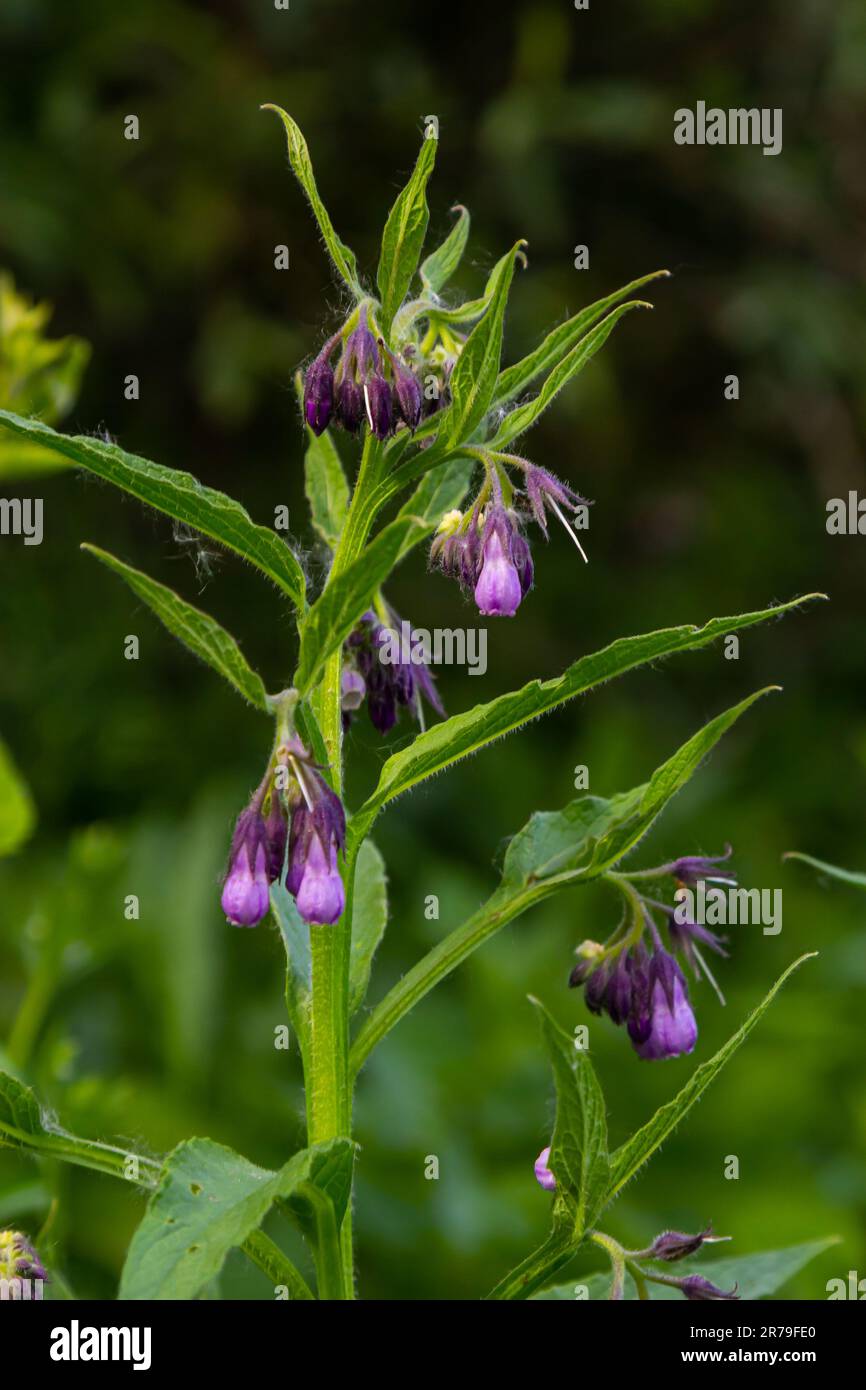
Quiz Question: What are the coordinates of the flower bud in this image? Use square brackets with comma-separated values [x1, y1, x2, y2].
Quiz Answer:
[474, 528, 523, 617]
[534, 1146, 556, 1192]
[646, 1225, 722, 1261]
[0, 1229, 47, 1284]
[221, 807, 270, 927]
[295, 832, 345, 925]
[678, 1274, 739, 1301]
[364, 374, 393, 439]
[303, 345, 335, 435]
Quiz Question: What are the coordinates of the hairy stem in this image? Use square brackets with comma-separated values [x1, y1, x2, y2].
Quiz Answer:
[304, 431, 383, 1298]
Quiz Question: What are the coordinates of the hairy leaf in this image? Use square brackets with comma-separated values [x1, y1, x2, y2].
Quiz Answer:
[350, 690, 770, 1072]
[378, 134, 437, 335]
[262, 105, 363, 297]
[348, 839, 388, 1016]
[82, 544, 269, 710]
[491, 270, 668, 415]
[351, 596, 822, 842]
[489, 302, 648, 449]
[0, 410, 306, 610]
[303, 421, 349, 550]
[604, 954, 817, 1206]
[119, 1135, 353, 1299]
[419, 205, 471, 297]
[533, 1000, 609, 1237]
[446, 242, 526, 446]
[271, 882, 313, 1063]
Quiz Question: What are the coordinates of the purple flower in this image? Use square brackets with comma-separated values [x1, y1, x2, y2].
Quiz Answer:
[634, 953, 697, 1060]
[335, 377, 364, 432]
[295, 831, 344, 926]
[221, 807, 271, 928]
[534, 1146, 556, 1192]
[340, 665, 366, 712]
[475, 527, 523, 616]
[345, 610, 444, 735]
[669, 848, 736, 888]
[390, 357, 422, 431]
[0, 1230, 48, 1283]
[303, 339, 337, 435]
[679, 1274, 739, 1301]
[646, 1226, 723, 1262]
[283, 747, 347, 926]
[364, 373, 393, 439]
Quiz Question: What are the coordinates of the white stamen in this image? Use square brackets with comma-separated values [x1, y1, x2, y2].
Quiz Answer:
[363, 382, 374, 431]
[693, 944, 726, 1006]
[291, 758, 316, 812]
[549, 497, 589, 564]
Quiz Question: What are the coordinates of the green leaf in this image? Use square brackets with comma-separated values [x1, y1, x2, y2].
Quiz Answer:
[119, 1135, 353, 1300]
[271, 882, 312, 1064]
[419, 204, 471, 296]
[377, 134, 437, 335]
[349, 839, 388, 1016]
[604, 954, 817, 1206]
[0, 409, 307, 610]
[501, 688, 776, 888]
[241, 1228, 315, 1301]
[82, 544, 269, 710]
[0, 736, 36, 856]
[532, 1000, 609, 1237]
[261, 105, 363, 297]
[784, 851, 866, 891]
[295, 515, 425, 694]
[302, 420, 349, 550]
[446, 242, 526, 446]
[351, 596, 823, 844]
[534, 1238, 838, 1300]
[0, 1069, 160, 1187]
[489, 302, 649, 449]
[350, 691, 769, 1073]
[490, 270, 668, 416]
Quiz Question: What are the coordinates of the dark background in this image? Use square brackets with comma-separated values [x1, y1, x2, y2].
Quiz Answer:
[0, 0, 864, 1298]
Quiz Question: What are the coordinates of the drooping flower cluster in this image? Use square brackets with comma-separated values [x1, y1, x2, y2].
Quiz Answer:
[303, 306, 427, 440]
[343, 608, 444, 734]
[430, 456, 588, 618]
[569, 850, 735, 1061]
[221, 737, 346, 929]
[0, 1229, 48, 1286]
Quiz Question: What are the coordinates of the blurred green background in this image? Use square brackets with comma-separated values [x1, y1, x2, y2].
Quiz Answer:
[1, 0, 864, 1299]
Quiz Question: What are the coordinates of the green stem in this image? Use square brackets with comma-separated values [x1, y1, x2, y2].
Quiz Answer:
[7, 955, 58, 1070]
[303, 431, 384, 1298]
[589, 1230, 627, 1300]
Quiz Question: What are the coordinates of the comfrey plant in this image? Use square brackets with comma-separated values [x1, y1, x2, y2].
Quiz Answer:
[0, 113, 828, 1301]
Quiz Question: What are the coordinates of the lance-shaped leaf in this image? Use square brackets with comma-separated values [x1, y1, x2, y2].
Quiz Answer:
[377, 133, 437, 336]
[419, 204, 471, 297]
[533, 1238, 839, 1300]
[491, 269, 668, 416]
[301, 411, 349, 550]
[784, 852, 866, 891]
[82, 544, 269, 711]
[0, 736, 35, 857]
[0, 1069, 160, 1187]
[500, 687, 776, 889]
[348, 838, 388, 1016]
[603, 954, 816, 1208]
[261, 105, 363, 298]
[271, 881, 313, 1064]
[0, 410, 307, 610]
[446, 241, 526, 446]
[532, 1000, 609, 1237]
[294, 515, 425, 694]
[119, 1135, 353, 1300]
[351, 595, 823, 844]
[350, 689, 771, 1074]
[488, 301, 649, 449]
